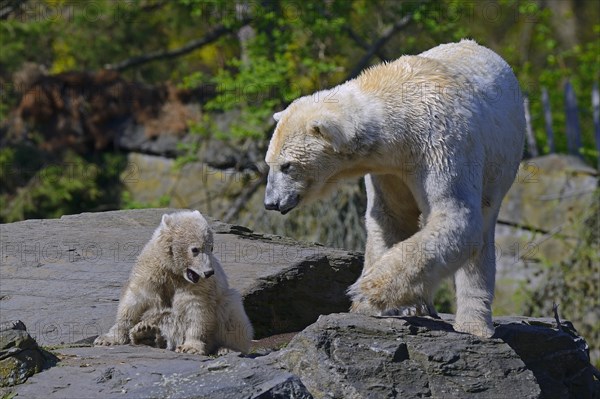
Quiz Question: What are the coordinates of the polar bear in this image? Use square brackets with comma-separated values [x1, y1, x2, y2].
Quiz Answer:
[94, 210, 253, 354]
[264, 40, 525, 338]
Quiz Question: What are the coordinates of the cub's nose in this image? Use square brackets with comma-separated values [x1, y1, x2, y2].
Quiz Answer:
[264, 201, 279, 211]
[203, 269, 215, 278]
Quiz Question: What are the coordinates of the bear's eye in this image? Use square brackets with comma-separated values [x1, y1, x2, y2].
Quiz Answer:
[280, 162, 292, 174]
[191, 247, 200, 255]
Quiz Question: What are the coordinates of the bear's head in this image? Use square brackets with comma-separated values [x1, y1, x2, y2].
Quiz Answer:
[155, 210, 216, 284]
[264, 93, 378, 214]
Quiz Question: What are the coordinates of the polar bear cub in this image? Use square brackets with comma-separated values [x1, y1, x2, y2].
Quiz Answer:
[94, 210, 253, 355]
[264, 40, 525, 338]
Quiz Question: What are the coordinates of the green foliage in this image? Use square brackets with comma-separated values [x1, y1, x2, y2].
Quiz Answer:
[434, 280, 456, 314]
[2, 0, 598, 157]
[0, 148, 125, 223]
[120, 191, 171, 210]
[1, 0, 598, 220]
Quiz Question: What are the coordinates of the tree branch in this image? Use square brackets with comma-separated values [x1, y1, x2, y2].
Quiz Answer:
[316, 5, 390, 63]
[105, 18, 252, 71]
[222, 166, 268, 224]
[344, 26, 390, 62]
[0, 0, 27, 20]
[345, 14, 413, 81]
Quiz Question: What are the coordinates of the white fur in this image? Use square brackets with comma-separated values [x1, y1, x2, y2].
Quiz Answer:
[264, 40, 525, 338]
[94, 210, 253, 354]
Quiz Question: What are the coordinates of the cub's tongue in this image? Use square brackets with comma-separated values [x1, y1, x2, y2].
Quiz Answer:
[186, 268, 200, 284]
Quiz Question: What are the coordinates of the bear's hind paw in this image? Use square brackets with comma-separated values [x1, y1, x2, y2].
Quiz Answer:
[129, 323, 165, 347]
[454, 321, 495, 338]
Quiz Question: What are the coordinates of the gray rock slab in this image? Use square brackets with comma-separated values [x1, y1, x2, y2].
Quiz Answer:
[0, 209, 363, 344]
[7, 345, 312, 399]
[277, 313, 599, 399]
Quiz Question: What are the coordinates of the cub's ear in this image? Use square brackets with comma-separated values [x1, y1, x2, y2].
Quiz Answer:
[161, 214, 173, 228]
[307, 119, 349, 152]
[273, 110, 286, 122]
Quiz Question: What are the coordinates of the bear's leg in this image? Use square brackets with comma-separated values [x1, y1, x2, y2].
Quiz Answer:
[217, 289, 253, 354]
[129, 309, 171, 348]
[350, 174, 420, 314]
[454, 211, 497, 338]
[172, 291, 217, 355]
[94, 286, 149, 346]
[354, 176, 484, 326]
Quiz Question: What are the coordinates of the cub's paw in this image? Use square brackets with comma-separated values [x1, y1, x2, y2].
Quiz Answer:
[217, 347, 234, 356]
[176, 342, 206, 355]
[93, 335, 114, 346]
[94, 326, 130, 346]
[129, 323, 165, 347]
[94, 333, 127, 346]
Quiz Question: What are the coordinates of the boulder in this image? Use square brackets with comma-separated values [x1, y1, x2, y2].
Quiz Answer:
[494, 154, 598, 314]
[7, 346, 313, 399]
[278, 313, 598, 399]
[499, 154, 597, 235]
[0, 208, 362, 343]
[0, 320, 56, 387]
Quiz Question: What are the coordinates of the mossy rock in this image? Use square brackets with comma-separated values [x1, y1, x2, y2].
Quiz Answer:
[0, 321, 56, 387]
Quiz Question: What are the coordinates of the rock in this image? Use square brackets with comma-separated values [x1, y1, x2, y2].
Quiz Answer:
[4, 314, 597, 399]
[116, 123, 183, 158]
[278, 313, 538, 398]
[0, 208, 363, 343]
[494, 154, 598, 314]
[0, 320, 56, 387]
[116, 109, 265, 170]
[5, 345, 313, 399]
[493, 317, 597, 399]
[499, 154, 597, 236]
[122, 153, 262, 218]
[277, 313, 599, 399]
[122, 152, 367, 250]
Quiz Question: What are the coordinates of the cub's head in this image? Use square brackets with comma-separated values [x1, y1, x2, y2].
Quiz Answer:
[264, 94, 372, 214]
[154, 210, 216, 283]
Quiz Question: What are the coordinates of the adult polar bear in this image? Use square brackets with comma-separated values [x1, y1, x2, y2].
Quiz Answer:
[264, 40, 525, 338]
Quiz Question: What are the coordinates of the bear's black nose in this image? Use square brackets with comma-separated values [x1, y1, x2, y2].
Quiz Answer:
[264, 201, 279, 211]
[203, 269, 215, 278]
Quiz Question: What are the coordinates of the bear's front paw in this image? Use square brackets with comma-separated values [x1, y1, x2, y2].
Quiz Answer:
[176, 342, 207, 355]
[379, 305, 438, 318]
[353, 258, 429, 315]
[359, 268, 406, 311]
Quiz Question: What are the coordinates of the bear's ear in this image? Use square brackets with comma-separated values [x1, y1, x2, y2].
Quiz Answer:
[308, 119, 348, 152]
[192, 210, 201, 217]
[273, 110, 285, 122]
[161, 214, 173, 228]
